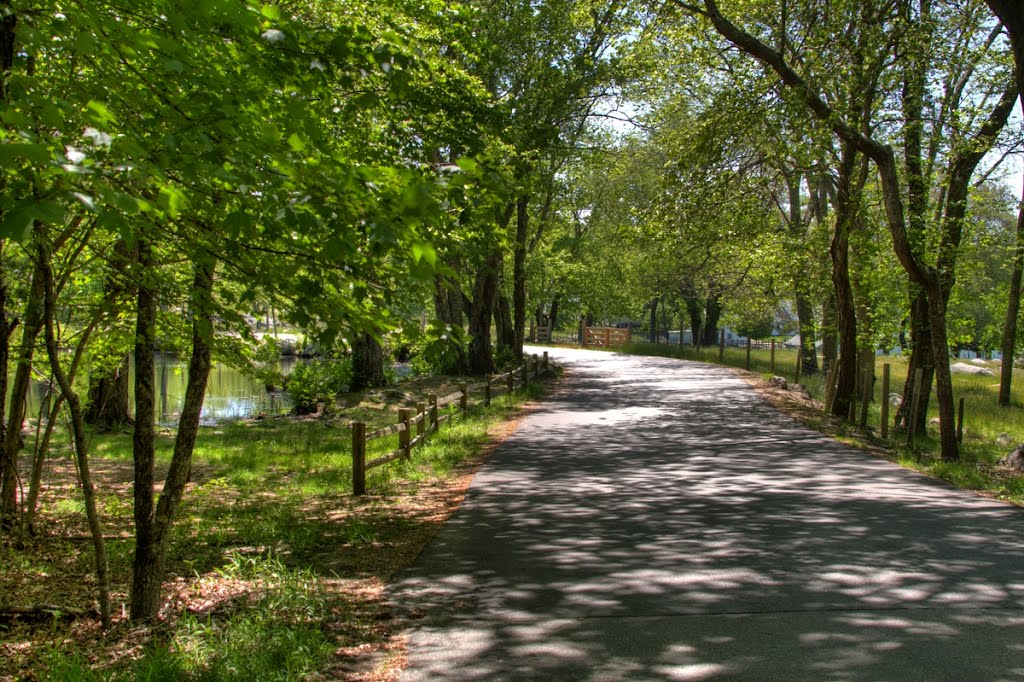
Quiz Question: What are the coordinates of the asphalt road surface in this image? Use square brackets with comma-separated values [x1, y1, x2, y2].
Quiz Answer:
[390, 347, 1024, 681]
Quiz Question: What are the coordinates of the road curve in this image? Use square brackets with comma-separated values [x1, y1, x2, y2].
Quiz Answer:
[390, 348, 1024, 681]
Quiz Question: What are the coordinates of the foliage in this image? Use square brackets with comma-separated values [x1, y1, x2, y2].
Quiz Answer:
[409, 320, 471, 376]
[284, 359, 353, 414]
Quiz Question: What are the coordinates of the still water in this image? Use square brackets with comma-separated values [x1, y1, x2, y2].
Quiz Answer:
[12, 353, 300, 426]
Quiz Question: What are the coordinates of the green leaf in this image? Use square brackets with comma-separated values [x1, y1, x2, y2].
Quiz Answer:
[86, 100, 117, 127]
[456, 156, 478, 173]
[287, 133, 306, 153]
[261, 4, 281, 20]
[411, 241, 438, 266]
[0, 143, 50, 164]
[0, 200, 66, 241]
[158, 186, 187, 217]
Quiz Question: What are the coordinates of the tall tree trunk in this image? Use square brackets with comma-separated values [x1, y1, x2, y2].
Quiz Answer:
[1, 265, 44, 527]
[495, 294, 514, 353]
[512, 195, 529, 359]
[785, 171, 819, 374]
[466, 252, 501, 376]
[896, 290, 934, 434]
[350, 333, 385, 391]
[685, 297, 703, 350]
[701, 295, 721, 347]
[649, 298, 659, 343]
[999, 172, 1024, 405]
[829, 143, 860, 419]
[132, 253, 216, 621]
[40, 236, 109, 628]
[549, 295, 560, 335]
[821, 290, 838, 377]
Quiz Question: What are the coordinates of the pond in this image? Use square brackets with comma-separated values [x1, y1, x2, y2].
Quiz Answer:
[9, 353, 301, 426]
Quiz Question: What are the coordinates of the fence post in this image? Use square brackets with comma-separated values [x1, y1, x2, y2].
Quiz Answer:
[880, 364, 891, 439]
[484, 379, 491, 407]
[351, 420, 366, 496]
[459, 382, 468, 413]
[522, 359, 529, 385]
[507, 369, 514, 392]
[718, 329, 725, 362]
[429, 393, 438, 430]
[908, 367, 924, 447]
[398, 408, 411, 460]
[859, 365, 872, 427]
[770, 339, 776, 374]
[581, 318, 587, 347]
[604, 328, 611, 347]
[417, 401, 426, 437]
[957, 397, 965, 443]
[794, 346, 802, 386]
[745, 337, 751, 370]
[543, 351, 549, 371]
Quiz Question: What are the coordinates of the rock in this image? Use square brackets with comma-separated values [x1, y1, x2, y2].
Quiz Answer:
[888, 393, 903, 408]
[998, 444, 1024, 469]
[968, 358, 990, 367]
[929, 417, 940, 426]
[996, 433, 1014, 446]
[950, 362, 995, 376]
[791, 384, 812, 400]
[768, 376, 788, 390]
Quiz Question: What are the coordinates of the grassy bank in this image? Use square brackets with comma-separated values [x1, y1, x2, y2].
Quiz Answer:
[1, 374, 548, 681]
[618, 341, 1024, 506]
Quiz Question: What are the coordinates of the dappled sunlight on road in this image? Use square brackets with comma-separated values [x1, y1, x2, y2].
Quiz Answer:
[392, 348, 1024, 680]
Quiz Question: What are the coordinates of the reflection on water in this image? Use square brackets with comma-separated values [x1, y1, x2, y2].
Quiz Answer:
[12, 352, 300, 426]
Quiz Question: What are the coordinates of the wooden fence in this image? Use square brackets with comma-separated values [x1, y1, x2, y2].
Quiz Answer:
[350, 351, 550, 495]
[583, 326, 631, 348]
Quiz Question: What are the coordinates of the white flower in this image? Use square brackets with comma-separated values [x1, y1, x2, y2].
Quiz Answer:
[310, 59, 325, 71]
[261, 29, 285, 43]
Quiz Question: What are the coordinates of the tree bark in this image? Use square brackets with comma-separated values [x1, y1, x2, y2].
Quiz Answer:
[649, 298, 659, 343]
[685, 297, 703, 350]
[829, 143, 860, 419]
[999, 173, 1024, 405]
[131, 253, 216, 621]
[512, 195, 529, 359]
[466, 253, 500, 375]
[701, 295, 721, 347]
[85, 356, 133, 429]
[40, 236, 109, 628]
[495, 294, 515, 353]
[350, 333, 385, 391]
[1, 264, 44, 527]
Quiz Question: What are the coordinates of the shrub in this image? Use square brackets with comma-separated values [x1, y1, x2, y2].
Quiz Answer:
[285, 358, 353, 414]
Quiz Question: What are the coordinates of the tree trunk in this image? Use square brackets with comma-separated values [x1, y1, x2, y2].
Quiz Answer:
[549, 295, 560, 334]
[130, 242, 159, 621]
[828, 143, 860, 419]
[495, 294, 514, 353]
[685, 297, 703, 350]
[85, 356, 133, 429]
[466, 252, 500, 376]
[132, 254, 216, 621]
[1, 265, 45, 527]
[649, 298, 659, 343]
[999, 172, 1024, 405]
[512, 195, 529, 359]
[350, 333, 385, 391]
[821, 290, 838, 377]
[701, 296, 721, 347]
[24, 390, 63, 535]
[40, 236, 109, 628]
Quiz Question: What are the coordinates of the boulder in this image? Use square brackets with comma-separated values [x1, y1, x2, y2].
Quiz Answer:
[768, 376, 788, 390]
[998, 444, 1024, 469]
[996, 432, 1014, 447]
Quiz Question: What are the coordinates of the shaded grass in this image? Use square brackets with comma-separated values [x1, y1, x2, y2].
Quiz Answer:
[4, 372, 549, 681]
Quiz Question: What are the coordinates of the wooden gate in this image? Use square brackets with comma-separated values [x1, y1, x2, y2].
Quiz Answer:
[583, 326, 631, 347]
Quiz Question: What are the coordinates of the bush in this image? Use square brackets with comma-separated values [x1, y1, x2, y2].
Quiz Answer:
[285, 359, 353, 414]
[409, 321, 469, 376]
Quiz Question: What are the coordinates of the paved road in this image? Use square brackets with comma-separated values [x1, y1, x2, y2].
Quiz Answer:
[390, 348, 1024, 680]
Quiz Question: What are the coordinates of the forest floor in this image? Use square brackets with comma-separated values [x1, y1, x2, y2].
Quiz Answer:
[0, 371, 544, 681]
